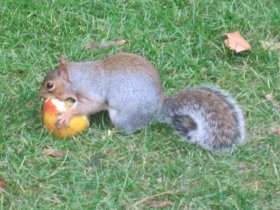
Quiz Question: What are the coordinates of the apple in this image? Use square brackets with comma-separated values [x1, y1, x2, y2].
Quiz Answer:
[42, 98, 89, 138]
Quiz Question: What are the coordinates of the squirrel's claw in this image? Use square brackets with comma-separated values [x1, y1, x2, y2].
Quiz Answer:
[56, 111, 72, 128]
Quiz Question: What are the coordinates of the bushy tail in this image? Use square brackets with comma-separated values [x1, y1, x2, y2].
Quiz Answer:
[159, 86, 245, 153]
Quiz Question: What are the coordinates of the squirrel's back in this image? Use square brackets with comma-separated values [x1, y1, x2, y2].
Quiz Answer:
[68, 53, 164, 132]
[160, 86, 245, 152]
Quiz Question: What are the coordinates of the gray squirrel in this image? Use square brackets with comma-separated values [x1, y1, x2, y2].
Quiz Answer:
[39, 53, 245, 152]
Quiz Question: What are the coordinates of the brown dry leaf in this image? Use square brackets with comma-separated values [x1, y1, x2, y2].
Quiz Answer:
[261, 40, 280, 50]
[146, 200, 174, 207]
[43, 147, 63, 157]
[276, 128, 280, 136]
[0, 177, 5, 192]
[224, 32, 251, 53]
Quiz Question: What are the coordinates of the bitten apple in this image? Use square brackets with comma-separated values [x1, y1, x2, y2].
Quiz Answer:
[42, 98, 89, 138]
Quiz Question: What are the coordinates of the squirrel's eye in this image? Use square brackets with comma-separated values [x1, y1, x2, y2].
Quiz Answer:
[46, 82, 55, 90]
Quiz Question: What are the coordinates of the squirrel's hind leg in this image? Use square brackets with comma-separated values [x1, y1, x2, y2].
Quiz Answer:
[108, 108, 152, 133]
[108, 108, 134, 132]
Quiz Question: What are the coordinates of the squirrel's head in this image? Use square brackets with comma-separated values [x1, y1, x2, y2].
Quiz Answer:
[39, 55, 73, 101]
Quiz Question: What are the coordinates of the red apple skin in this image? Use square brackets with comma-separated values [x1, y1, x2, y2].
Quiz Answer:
[43, 98, 89, 138]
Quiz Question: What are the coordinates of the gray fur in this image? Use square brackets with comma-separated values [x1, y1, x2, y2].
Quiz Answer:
[41, 53, 245, 153]
[106, 72, 162, 132]
[67, 59, 162, 132]
[159, 86, 245, 153]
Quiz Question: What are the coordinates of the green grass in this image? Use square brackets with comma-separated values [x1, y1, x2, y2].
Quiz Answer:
[1, 0, 280, 209]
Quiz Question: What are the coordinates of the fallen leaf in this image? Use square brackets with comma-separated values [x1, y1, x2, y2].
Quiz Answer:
[0, 177, 5, 192]
[43, 147, 63, 157]
[224, 32, 251, 53]
[146, 200, 174, 207]
[276, 128, 280, 136]
[261, 40, 280, 50]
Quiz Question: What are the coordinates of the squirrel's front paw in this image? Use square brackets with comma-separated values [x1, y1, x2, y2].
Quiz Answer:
[56, 111, 72, 128]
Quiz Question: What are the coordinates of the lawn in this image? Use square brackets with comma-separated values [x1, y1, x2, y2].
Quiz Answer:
[1, 0, 280, 209]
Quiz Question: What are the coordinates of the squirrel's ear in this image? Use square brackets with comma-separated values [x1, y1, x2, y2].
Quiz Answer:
[58, 55, 69, 81]
[59, 55, 68, 65]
